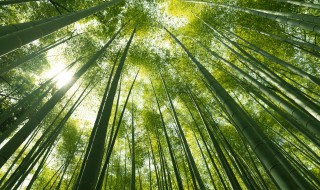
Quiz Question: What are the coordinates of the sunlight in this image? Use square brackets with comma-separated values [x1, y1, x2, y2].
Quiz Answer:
[41, 41, 74, 88]
[55, 70, 73, 88]
[41, 64, 74, 88]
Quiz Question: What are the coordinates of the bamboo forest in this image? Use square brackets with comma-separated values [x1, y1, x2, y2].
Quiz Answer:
[1, 0, 320, 189]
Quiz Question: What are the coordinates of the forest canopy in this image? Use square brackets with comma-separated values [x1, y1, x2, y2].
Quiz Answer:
[0, 0, 319, 189]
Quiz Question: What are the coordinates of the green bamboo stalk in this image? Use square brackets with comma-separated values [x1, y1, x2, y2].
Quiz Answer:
[131, 97, 135, 190]
[166, 27, 313, 189]
[5, 79, 93, 189]
[0, 0, 122, 56]
[147, 131, 161, 190]
[74, 50, 120, 188]
[241, 26, 320, 53]
[228, 30, 320, 86]
[0, 34, 78, 75]
[96, 70, 139, 190]
[0, 57, 79, 127]
[188, 92, 242, 190]
[186, 0, 320, 33]
[151, 80, 184, 190]
[0, 125, 41, 185]
[25, 140, 54, 189]
[159, 71, 206, 189]
[0, 28, 121, 168]
[194, 39, 320, 140]
[0, 0, 40, 6]
[193, 132, 217, 189]
[207, 23, 320, 122]
[65, 151, 85, 189]
[185, 103, 229, 189]
[0, 15, 63, 37]
[275, 0, 320, 10]
[155, 128, 169, 190]
[77, 28, 136, 190]
[102, 79, 122, 167]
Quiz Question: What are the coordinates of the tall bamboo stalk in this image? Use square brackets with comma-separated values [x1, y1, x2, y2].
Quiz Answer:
[165, 27, 314, 189]
[0, 0, 122, 56]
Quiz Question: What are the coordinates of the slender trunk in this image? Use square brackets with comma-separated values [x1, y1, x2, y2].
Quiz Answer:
[210, 24, 320, 121]
[151, 81, 184, 190]
[0, 0, 122, 56]
[76, 28, 135, 190]
[193, 133, 217, 189]
[194, 37, 320, 139]
[0, 57, 78, 127]
[25, 142, 53, 189]
[163, 154, 173, 190]
[65, 151, 85, 189]
[96, 78, 122, 190]
[148, 151, 152, 190]
[147, 131, 161, 190]
[2, 84, 82, 188]
[6, 80, 93, 189]
[74, 50, 120, 188]
[166, 28, 314, 189]
[104, 79, 122, 158]
[0, 0, 40, 6]
[0, 15, 63, 37]
[229, 30, 320, 86]
[159, 70, 205, 189]
[124, 141, 127, 190]
[138, 168, 142, 190]
[131, 96, 136, 190]
[275, 0, 320, 10]
[185, 103, 229, 189]
[56, 155, 73, 189]
[186, 1, 320, 33]
[188, 92, 242, 190]
[0, 34, 77, 75]
[0, 29, 120, 168]
[96, 70, 139, 190]
[0, 125, 41, 185]
[155, 128, 168, 190]
[243, 26, 320, 53]
[0, 88, 51, 143]
[43, 163, 66, 189]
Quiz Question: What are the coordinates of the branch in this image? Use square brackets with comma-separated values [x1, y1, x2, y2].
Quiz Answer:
[51, 0, 71, 12]
[49, 0, 62, 15]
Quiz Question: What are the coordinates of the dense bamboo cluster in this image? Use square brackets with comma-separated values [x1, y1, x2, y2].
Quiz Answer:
[0, 0, 319, 189]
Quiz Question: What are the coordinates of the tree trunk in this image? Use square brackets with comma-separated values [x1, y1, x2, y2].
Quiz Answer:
[208, 23, 320, 122]
[0, 0, 122, 56]
[166, 27, 314, 189]
[186, 1, 320, 33]
[131, 95, 136, 190]
[159, 71, 206, 189]
[229, 30, 320, 86]
[76, 28, 135, 190]
[0, 15, 63, 37]
[188, 92, 242, 190]
[0, 34, 77, 74]
[96, 70, 139, 190]
[0, 0, 40, 6]
[0, 29, 120, 168]
[195, 39, 320, 140]
[151, 81, 184, 190]
[275, 0, 320, 10]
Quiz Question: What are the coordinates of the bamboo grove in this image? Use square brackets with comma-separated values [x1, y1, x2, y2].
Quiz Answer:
[0, 0, 319, 189]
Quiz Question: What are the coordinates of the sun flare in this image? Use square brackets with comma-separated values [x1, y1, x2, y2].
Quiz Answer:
[55, 70, 73, 88]
[41, 64, 73, 89]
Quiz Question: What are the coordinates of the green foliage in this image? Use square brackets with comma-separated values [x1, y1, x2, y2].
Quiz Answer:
[0, 0, 319, 189]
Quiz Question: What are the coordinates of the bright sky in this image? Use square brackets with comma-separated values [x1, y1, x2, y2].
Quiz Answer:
[42, 42, 74, 88]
